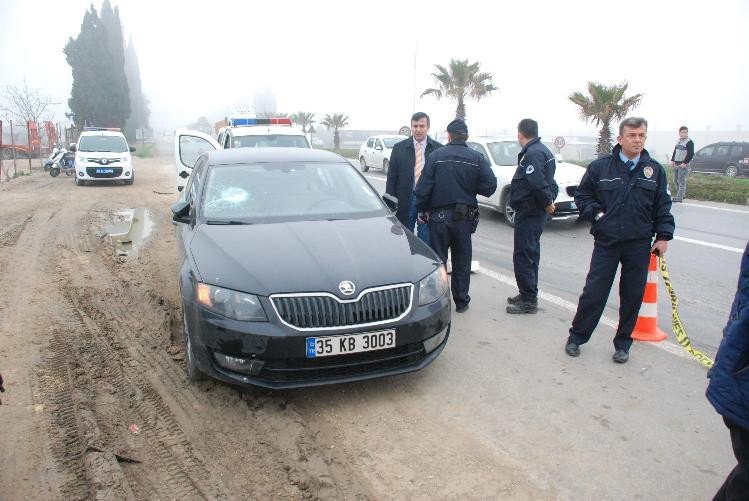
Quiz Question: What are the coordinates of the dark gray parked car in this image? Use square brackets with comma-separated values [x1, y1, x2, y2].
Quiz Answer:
[691, 142, 749, 177]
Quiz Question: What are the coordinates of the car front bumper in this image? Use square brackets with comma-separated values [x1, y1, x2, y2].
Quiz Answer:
[77, 165, 133, 181]
[184, 292, 452, 389]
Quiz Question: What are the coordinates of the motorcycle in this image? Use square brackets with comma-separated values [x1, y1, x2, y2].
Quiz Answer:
[49, 144, 76, 177]
[44, 146, 66, 172]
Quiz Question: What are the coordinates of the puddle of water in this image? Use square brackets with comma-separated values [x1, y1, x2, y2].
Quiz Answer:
[106, 208, 155, 256]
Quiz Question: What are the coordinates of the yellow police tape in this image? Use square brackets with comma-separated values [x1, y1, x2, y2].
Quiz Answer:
[658, 255, 714, 368]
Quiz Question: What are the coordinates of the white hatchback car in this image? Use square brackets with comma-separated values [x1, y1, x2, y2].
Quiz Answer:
[466, 136, 586, 226]
[358, 135, 408, 174]
[74, 128, 136, 186]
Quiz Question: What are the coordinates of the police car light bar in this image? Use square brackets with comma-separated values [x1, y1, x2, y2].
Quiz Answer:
[83, 127, 122, 132]
[231, 118, 292, 127]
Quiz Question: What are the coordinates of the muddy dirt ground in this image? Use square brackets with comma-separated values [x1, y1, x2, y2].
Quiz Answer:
[0, 151, 545, 500]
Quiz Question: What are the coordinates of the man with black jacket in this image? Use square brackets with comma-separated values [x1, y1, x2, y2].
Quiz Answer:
[414, 119, 497, 313]
[565, 117, 675, 364]
[385, 112, 442, 243]
[506, 119, 558, 314]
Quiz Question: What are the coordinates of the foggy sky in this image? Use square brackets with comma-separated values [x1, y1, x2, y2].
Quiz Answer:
[1, 0, 748, 136]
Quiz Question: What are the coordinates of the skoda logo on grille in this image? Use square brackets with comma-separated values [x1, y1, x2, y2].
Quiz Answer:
[338, 280, 356, 296]
[100, 158, 108, 165]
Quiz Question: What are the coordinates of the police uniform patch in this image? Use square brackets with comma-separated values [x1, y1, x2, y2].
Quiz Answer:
[526, 165, 535, 174]
[643, 166, 653, 179]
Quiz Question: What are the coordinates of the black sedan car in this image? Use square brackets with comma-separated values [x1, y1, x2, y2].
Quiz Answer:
[171, 141, 451, 388]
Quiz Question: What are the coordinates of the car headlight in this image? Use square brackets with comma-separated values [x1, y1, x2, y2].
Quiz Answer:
[195, 283, 267, 321]
[418, 266, 449, 305]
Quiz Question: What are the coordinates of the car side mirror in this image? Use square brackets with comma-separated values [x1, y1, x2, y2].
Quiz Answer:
[170, 200, 191, 224]
[129, 146, 136, 152]
[179, 170, 190, 178]
[382, 193, 398, 212]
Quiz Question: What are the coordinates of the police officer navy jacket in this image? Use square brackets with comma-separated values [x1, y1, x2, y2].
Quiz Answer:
[575, 144, 675, 246]
[414, 142, 497, 212]
[509, 137, 559, 214]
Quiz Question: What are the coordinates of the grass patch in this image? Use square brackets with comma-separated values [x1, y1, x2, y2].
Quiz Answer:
[666, 170, 749, 205]
[133, 143, 154, 158]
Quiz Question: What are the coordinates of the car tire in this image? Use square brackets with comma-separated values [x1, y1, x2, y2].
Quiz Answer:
[503, 194, 517, 227]
[183, 308, 204, 382]
[383, 159, 389, 174]
[75, 176, 83, 186]
[725, 164, 739, 178]
[125, 176, 134, 185]
[360, 157, 369, 172]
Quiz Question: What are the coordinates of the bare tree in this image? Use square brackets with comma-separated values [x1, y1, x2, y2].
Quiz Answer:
[1, 80, 58, 123]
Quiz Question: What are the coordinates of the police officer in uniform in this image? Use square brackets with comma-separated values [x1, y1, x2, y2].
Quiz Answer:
[414, 119, 497, 313]
[566, 117, 675, 364]
[507, 119, 558, 314]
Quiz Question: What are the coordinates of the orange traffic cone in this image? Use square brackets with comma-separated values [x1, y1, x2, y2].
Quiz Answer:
[631, 254, 668, 342]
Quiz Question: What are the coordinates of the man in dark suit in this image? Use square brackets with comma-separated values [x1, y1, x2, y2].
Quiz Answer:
[386, 112, 442, 244]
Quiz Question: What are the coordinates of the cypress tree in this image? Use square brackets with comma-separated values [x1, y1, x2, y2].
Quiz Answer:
[124, 35, 150, 140]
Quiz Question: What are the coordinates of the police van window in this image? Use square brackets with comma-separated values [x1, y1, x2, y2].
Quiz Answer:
[697, 146, 714, 158]
[466, 142, 490, 161]
[367, 138, 375, 148]
[223, 133, 231, 149]
[716, 145, 731, 157]
[487, 141, 523, 166]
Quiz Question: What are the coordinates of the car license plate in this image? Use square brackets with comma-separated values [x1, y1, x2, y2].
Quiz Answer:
[306, 329, 396, 358]
[570, 202, 577, 209]
[96, 168, 114, 174]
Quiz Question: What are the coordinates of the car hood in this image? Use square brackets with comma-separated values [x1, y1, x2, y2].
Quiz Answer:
[555, 161, 586, 185]
[189, 216, 440, 297]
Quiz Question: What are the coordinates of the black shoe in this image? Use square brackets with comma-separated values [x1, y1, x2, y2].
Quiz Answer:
[455, 304, 469, 313]
[506, 301, 538, 314]
[612, 350, 629, 364]
[507, 294, 523, 305]
[565, 341, 580, 357]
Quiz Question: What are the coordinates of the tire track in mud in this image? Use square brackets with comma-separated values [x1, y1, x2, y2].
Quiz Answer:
[0, 215, 32, 248]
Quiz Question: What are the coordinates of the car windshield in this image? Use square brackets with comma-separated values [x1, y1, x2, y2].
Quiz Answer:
[487, 141, 522, 166]
[383, 138, 401, 148]
[201, 161, 387, 223]
[232, 135, 310, 148]
[78, 135, 128, 153]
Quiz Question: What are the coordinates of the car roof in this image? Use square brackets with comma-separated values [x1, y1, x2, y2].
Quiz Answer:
[205, 147, 347, 165]
[469, 136, 518, 143]
[230, 126, 306, 137]
[370, 135, 408, 140]
[79, 130, 126, 137]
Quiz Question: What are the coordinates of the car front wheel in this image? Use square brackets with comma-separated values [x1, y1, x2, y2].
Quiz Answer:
[725, 164, 739, 178]
[504, 196, 517, 227]
[360, 157, 369, 172]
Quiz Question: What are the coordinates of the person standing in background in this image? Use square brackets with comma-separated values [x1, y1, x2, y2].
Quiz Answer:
[670, 126, 694, 202]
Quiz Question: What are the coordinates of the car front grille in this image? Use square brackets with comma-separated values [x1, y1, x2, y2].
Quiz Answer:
[86, 167, 123, 178]
[258, 342, 426, 383]
[565, 185, 578, 197]
[87, 157, 121, 164]
[271, 284, 413, 330]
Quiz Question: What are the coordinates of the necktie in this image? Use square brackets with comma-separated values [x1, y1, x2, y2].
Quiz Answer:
[626, 160, 635, 171]
[414, 142, 424, 184]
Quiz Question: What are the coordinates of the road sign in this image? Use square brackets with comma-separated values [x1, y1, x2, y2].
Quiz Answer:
[553, 136, 566, 149]
[399, 126, 411, 137]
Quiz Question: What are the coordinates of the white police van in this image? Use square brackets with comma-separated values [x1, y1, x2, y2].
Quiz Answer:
[74, 127, 136, 186]
[175, 112, 311, 191]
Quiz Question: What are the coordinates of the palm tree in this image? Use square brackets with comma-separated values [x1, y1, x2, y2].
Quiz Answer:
[290, 111, 315, 133]
[421, 58, 497, 122]
[320, 113, 349, 149]
[568, 82, 643, 156]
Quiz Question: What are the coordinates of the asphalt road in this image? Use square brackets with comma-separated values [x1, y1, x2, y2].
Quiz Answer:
[358, 168, 749, 354]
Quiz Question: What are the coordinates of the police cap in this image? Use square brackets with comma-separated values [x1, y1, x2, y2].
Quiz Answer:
[447, 119, 468, 135]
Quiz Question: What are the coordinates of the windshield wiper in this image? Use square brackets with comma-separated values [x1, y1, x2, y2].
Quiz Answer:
[205, 220, 252, 225]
